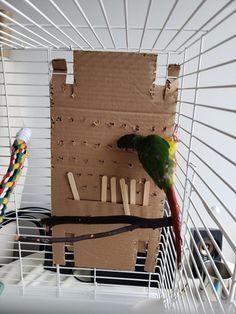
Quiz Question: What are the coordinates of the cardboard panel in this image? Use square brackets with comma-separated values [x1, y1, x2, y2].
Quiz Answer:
[51, 51, 180, 272]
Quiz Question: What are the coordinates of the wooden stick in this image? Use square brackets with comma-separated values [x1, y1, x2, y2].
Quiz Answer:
[67, 172, 80, 200]
[19, 216, 174, 244]
[125, 183, 129, 204]
[120, 178, 130, 215]
[130, 179, 136, 205]
[143, 180, 150, 206]
[110, 177, 117, 203]
[101, 175, 108, 202]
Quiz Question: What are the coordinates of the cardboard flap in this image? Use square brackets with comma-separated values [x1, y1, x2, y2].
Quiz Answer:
[52, 59, 67, 73]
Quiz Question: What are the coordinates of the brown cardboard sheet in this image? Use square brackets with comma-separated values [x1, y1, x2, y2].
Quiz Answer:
[50, 51, 180, 272]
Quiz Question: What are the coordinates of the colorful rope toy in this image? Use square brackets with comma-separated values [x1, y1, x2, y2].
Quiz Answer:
[0, 128, 31, 223]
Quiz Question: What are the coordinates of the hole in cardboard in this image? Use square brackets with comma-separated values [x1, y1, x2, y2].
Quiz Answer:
[137, 178, 143, 184]
[133, 125, 140, 132]
[91, 120, 100, 127]
[107, 144, 113, 150]
[120, 123, 127, 129]
[106, 122, 115, 127]
[57, 156, 64, 161]
[94, 143, 101, 149]
[151, 126, 156, 132]
[56, 116, 62, 122]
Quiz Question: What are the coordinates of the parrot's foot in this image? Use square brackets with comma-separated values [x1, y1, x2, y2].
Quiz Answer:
[172, 124, 180, 142]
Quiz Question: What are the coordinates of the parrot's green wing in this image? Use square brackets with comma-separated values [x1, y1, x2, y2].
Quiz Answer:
[137, 135, 170, 191]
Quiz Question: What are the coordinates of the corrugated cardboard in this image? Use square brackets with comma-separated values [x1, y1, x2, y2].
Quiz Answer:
[51, 51, 180, 272]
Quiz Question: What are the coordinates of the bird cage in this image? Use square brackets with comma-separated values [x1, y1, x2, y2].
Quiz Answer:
[0, 1, 235, 314]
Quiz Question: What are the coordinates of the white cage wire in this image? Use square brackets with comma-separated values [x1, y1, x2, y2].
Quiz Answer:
[0, 1, 235, 313]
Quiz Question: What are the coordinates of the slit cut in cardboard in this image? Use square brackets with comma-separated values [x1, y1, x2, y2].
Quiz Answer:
[50, 51, 180, 272]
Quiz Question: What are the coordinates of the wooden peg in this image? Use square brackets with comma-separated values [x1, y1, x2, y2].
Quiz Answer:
[143, 180, 150, 206]
[101, 175, 108, 202]
[111, 177, 117, 203]
[125, 183, 129, 204]
[120, 178, 131, 215]
[67, 172, 80, 200]
[130, 179, 136, 205]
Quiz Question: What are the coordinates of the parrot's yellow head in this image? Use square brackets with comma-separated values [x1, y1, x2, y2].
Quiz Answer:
[165, 137, 178, 158]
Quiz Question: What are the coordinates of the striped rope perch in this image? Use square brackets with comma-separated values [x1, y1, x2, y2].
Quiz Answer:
[0, 128, 31, 223]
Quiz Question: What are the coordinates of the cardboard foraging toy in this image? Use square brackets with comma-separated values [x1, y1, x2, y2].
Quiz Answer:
[50, 51, 180, 272]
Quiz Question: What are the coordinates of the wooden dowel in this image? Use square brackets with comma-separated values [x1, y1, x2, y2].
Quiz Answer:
[143, 180, 150, 206]
[125, 183, 129, 204]
[101, 175, 108, 202]
[130, 179, 136, 205]
[110, 177, 117, 203]
[67, 172, 80, 200]
[120, 178, 130, 215]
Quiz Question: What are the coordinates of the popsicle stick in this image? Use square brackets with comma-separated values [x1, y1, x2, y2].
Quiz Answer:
[120, 178, 130, 215]
[125, 184, 129, 204]
[67, 172, 80, 200]
[130, 179, 136, 205]
[101, 175, 108, 202]
[143, 180, 150, 206]
[110, 177, 117, 203]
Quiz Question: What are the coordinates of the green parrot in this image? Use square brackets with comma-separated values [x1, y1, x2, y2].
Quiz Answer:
[117, 133, 182, 268]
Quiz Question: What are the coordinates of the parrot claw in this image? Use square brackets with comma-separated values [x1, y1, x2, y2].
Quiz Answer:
[172, 124, 180, 142]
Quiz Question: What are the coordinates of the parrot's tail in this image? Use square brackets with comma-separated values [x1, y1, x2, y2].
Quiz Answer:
[166, 186, 182, 269]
